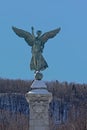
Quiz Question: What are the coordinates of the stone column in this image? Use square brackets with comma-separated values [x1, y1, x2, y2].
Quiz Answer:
[25, 80, 52, 130]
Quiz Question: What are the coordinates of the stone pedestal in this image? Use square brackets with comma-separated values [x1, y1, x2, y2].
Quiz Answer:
[25, 80, 52, 130]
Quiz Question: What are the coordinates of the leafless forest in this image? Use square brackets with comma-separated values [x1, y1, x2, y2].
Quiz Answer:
[0, 78, 87, 130]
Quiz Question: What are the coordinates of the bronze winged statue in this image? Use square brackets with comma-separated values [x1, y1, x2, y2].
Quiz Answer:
[12, 26, 61, 80]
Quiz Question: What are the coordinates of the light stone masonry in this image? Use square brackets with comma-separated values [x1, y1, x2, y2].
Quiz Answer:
[26, 80, 52, 130]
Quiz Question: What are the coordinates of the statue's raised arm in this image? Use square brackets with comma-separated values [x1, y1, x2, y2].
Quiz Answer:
[40, 27, 61, 44]
[12, 26, 35, 46]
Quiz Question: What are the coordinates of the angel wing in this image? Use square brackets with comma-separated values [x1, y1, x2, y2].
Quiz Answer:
[40, 27, 61, 44]
[12, 26, 34, 46]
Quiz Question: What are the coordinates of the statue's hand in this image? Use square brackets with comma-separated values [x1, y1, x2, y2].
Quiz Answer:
[31, 26, 34, 31]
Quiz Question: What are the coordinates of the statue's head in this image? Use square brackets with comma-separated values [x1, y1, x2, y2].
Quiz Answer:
[36, 30, 42, 37]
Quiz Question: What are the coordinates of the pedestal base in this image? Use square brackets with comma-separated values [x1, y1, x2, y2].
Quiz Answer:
[25, 80, 52, 130]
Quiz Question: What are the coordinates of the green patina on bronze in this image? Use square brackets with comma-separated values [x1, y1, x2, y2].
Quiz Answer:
[12, 26, 61, 80]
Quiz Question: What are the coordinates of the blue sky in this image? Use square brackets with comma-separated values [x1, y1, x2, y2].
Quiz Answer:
[0, 0, 87, 83]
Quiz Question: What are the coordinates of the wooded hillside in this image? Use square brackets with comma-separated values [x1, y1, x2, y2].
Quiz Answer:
[0, 78, 87, 130]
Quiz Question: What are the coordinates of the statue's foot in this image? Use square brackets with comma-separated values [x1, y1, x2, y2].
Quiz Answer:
[34, 71, 43, 80]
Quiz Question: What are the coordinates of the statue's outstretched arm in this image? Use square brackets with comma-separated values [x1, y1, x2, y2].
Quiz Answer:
[40, 27, 61, 44]
[12, 26, 34, 46]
